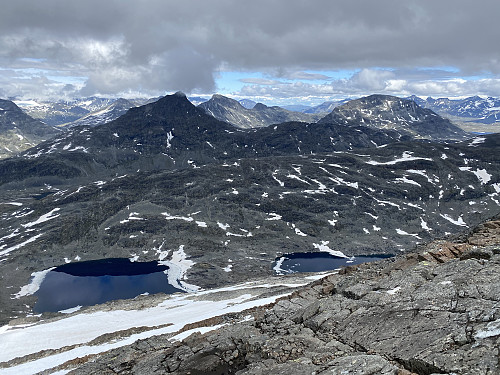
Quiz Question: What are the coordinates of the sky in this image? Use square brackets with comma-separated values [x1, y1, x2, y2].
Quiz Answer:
[1, 0, 500, 106]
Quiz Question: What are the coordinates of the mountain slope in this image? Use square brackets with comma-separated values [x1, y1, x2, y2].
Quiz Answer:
[199, 94, 322, 128]
[0, 99, 60, 159]
[319, 94, 468, 140]
[19, 97, 115, 126]
[63, 98, 138, 128]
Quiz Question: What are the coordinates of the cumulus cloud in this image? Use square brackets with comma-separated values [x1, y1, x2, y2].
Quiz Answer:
[0, 0, 499, 100]
[238, 69, 500, 104]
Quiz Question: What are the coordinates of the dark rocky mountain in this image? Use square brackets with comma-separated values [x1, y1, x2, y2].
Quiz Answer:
[198, 94, 322, 128]
[0, 99, 60, 159]
[319, 94, 469, 140]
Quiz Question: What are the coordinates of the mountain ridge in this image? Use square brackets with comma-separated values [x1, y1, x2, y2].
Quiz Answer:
[199, 94, 323, 128]
[318, 94, 468, 140]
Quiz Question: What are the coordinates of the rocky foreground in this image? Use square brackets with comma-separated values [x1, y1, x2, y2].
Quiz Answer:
[53, 216, 500, 375]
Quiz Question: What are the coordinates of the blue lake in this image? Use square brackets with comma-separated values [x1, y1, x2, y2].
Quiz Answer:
[34, 258, 182, 313]
[274, 252, 392, 274]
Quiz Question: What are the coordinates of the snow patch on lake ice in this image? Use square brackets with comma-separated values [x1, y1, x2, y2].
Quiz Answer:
[312, 241, 348, 258]
[158, 245, 199, 292]
[13, 267, 56, 298]
[273, 257, 287, 275]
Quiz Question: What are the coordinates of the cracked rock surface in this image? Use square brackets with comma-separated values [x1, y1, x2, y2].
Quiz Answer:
[69, 219, 500, 375]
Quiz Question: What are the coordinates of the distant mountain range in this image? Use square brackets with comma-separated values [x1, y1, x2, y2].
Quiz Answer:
[0, 93, 488, 160]
[407, 95, 500, 126]
[18, 97, 155, 128]
[18, 97, 116, 126]
[16, 94, 500, 128]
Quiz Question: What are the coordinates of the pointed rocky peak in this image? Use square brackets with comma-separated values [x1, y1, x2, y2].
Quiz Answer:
[253, 103, 268, 111]
[144, 91, 201, 119]
[202, 94, 245, 110]
[406, 95, 425, 106]
[100, 91, 231, 138]
[199, 94, 322, 128]
[154, 91, 193, 107]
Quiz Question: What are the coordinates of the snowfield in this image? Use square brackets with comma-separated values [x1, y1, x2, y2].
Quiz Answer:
[0, 273, 325, 374]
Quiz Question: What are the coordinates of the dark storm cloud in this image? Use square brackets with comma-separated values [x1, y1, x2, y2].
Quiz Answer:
[0, 0, 499, 98]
